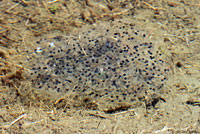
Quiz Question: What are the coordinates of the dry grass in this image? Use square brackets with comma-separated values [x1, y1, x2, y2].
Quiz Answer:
[0, 0, 200, 133]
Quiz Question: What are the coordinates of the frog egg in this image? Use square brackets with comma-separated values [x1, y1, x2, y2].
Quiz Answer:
[49, 42, 55, 48]
[35, 47, 43, 53]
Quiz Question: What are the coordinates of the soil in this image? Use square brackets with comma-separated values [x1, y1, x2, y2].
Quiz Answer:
[0, 0, 200, 133]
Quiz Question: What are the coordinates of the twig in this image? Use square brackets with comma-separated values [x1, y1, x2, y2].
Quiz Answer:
[23, 119, 43, 127]
[21, 0, 29, 6]
[48, 0, 60, 4]
[6, 3, 20, 12]
[141, 1, 165, 11]
[112, 108, 135, 115]
[0, 113, 27, 129]
[89, 113, 107, 119]
[155, 126, 174, 133]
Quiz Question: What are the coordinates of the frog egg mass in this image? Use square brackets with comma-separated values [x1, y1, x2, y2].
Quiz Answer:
[25, 19, 171, 110]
